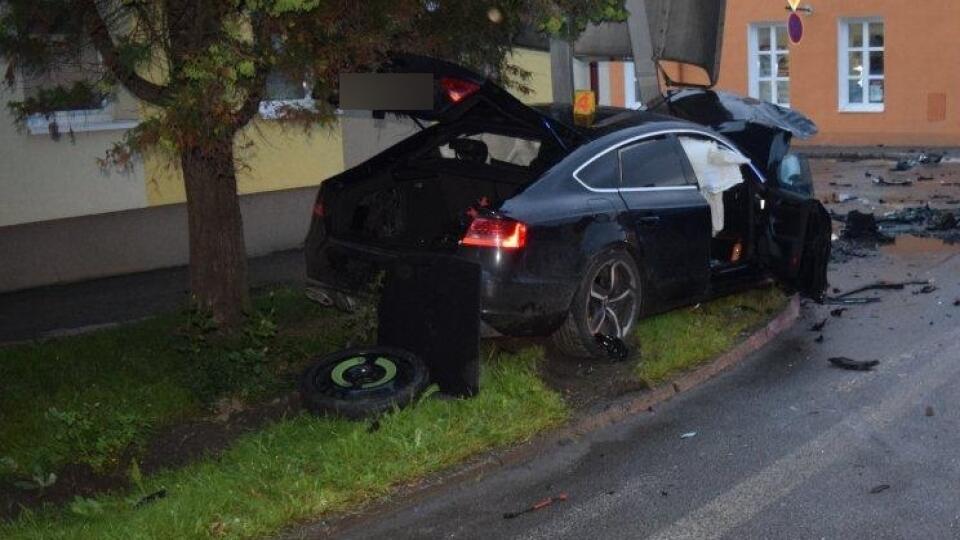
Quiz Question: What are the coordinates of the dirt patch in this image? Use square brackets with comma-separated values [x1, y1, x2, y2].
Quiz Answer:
[490, 336, 646, 411]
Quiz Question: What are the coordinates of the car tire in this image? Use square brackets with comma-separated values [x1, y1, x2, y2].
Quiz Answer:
[299, 346, 430, 420]
[551, 249, 643, 359]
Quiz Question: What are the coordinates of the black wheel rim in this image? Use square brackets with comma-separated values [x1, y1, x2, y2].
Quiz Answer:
[313, 350, 414, 399]
[586, 260, 639, 338]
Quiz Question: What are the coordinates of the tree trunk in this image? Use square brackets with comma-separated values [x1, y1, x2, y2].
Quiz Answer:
[181, 138, 249, 328]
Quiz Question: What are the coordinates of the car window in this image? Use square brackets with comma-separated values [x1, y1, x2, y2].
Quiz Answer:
[777, 153, 813, 196]
[618, 138, 689, 188]
[576, 151, 619, 190]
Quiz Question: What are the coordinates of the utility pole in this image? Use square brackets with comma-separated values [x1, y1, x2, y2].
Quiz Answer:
[549, 15, 575, 105]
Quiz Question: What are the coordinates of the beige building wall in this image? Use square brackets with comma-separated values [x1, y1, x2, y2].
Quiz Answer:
[0, 60, 148, 228]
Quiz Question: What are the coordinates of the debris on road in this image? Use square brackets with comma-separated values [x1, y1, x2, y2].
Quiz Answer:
[814, 335, 824, 344]
[594, 333, 630, 362]
[841, 211, 894, 243]
[833, 279, 931, 299]
[953, 298, 960, 307]
[925, 406, 936, 417]
[680, 432, 697, 439]
[503, 492, 568, 519]
[828, 357, 880, 371]
[869, 484, 891, 494]
[892, 157, 918, 172]
[824, 297, 881, 305]
[874, 176, 913, 187]
[913, 284, 938, 295]
[830, 308, 848, 317]
[810, 318, 828, 332]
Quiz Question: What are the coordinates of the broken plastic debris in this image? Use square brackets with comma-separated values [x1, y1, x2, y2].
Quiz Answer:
[869, 484, 891, 494]
[680, 432, 697, 439]
[594, 333, 629, 362]
[503, 492, 568, 519]
[913, 284, 938, 295]
[828, 357, 880, 371]
[832, 279, 930, 299]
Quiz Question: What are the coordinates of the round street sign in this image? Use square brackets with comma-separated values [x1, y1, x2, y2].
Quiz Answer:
[788, 12, 803, 44]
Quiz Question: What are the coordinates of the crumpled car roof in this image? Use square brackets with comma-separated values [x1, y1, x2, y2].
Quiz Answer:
[650, 88, 819, 139]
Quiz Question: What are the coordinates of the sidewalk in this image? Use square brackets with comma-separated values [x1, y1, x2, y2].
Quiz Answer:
[0, 249, 306, 343]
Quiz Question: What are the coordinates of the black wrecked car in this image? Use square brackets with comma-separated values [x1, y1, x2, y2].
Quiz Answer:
[305, 57, 830, 358]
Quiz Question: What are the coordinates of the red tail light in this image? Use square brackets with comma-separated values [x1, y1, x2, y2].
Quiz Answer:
[440, 76, 480, 103]
[461, 218, 527, 249]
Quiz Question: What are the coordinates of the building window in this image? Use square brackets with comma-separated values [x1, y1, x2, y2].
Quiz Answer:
[748, 24, 789, 106]
[21, 44, 134, 134]
[839, 19, 885, 112]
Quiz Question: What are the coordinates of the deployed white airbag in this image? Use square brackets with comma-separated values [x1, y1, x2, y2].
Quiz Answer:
[678, 137, 751, 235]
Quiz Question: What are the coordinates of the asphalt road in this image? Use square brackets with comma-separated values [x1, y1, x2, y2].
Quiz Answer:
[332, 246, 960, 539]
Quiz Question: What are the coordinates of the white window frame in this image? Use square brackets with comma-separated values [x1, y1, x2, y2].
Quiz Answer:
[22, 50, 137, 135]
[25, 101, 136, 135]
[747, 23, 790, 107]
[838, 18, 885, 113]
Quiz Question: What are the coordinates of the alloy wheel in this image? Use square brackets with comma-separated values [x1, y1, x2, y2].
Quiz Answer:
[586, 259, 639, 338]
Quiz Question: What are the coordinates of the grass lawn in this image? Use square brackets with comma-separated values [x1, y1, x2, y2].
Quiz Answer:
[633, 286, 788, 385]
[0, 285, 787, 539]
[2, 347, 564, 540]
[0, 288, 353, 480]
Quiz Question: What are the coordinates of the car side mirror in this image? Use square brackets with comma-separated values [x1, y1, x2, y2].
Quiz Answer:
[777, 153, 814, 197]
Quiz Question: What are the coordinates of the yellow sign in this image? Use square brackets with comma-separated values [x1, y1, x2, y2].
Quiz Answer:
[573, 90, 596, 127]
[787, 0, 801, 11]
[573, 90, 596, 116]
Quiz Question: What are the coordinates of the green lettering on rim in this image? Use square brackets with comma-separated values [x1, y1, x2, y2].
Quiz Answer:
[331, 357, 365, 388]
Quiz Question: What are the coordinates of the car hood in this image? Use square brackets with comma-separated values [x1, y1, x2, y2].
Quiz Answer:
[650, 89, 818, 138]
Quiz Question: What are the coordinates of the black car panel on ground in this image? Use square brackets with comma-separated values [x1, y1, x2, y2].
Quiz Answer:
[306, 56, 830, 357]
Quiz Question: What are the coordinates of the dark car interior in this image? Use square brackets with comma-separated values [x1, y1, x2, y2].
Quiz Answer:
[335, 119, 562, 250]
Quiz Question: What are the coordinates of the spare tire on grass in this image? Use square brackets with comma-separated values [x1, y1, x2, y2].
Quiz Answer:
[299, 346, 430, 420]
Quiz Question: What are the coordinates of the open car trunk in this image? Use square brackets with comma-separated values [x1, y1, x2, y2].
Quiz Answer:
[326, 151, 543, 251]
[321, 55, 575, 252]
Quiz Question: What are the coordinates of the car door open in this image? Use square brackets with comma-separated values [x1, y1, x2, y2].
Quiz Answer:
[762, 154, 830, 300]
[616, 136, 711, 299]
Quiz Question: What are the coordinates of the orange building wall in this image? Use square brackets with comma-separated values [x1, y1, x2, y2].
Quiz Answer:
[718, 0, 960, 147]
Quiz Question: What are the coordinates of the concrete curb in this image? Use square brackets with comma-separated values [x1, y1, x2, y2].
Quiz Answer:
[294, 295, 802, 539]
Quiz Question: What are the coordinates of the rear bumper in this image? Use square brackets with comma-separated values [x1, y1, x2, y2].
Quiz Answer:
[306, 236, 575, 336]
